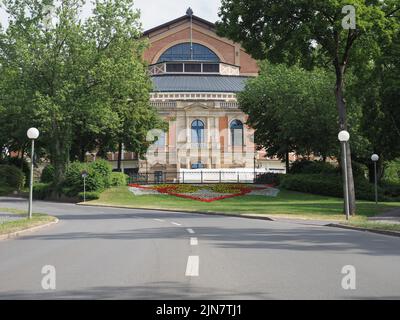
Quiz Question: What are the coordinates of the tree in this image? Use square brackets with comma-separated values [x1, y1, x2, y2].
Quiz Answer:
[239, 62, 338, 171]
[217, 0, 399, 214]
[0, 0, 164, 186]
[352, 28, 400, 181]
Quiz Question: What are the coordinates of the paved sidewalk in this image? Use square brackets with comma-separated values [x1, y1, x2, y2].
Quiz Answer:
[369, 208, 400, 224]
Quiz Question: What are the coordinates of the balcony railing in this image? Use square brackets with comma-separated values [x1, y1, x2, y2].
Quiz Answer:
[150, 101, 177, 109]
[220, 102, 239, 109]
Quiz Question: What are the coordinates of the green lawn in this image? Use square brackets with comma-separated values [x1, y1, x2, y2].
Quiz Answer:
[87, 187, 400, 228]
[0, 208, 57, 236]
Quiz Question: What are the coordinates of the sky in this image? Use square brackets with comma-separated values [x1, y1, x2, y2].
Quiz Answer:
[0, 0, 222, 31]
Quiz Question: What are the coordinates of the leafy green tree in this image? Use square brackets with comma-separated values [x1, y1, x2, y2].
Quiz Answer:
[0, 0, 163, 186]
[239, 62, 338, 171]
[217, 0, 399, 214]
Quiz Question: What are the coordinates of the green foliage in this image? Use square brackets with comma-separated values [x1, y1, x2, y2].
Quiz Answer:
[383, 159, 400, 184]
[280, 174, 384, 201]
[90, 160, 112, 188]
[79, 191, 101, 201]
[63, 160, 113, 196]
[0, 165, 25, 190]
[239, 62, 338, 164]
[40, 165, 55, 183]
[33, 183, 52, 200]
[110, 172, 128, 187]
[254, 173, 283, 185]
[351, 162, 368, 179]
[289, 160, 338, 175]
[0, 185, 13, 196]
[0, 0, 165, 185]
[1, 157, 30, 186]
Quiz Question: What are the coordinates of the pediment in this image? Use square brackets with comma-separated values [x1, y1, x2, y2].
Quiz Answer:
[183, 103, 211, 111]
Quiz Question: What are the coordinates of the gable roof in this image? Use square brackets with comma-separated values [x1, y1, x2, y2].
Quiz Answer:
[143, 14, 216, 37]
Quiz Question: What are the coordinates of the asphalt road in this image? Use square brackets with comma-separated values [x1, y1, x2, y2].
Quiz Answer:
[0, 196, 399, 300]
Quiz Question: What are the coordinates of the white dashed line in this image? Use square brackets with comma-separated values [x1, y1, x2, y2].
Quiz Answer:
[171, 222, 182, 226]
[187, 228, 195, 234]
[154, 219, 165, 222]
[185, 256, 199, 277]
[190, 237, 198, 246]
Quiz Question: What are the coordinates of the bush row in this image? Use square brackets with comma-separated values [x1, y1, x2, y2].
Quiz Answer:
[280, 174, 388, 201]
[0, 164, 25, 190]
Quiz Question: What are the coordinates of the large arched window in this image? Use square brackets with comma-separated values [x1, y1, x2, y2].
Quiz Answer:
[191, 120, 205, 144]
[153, 131, 166, 147]
[230, 120, 244, 146]
[158, 43, 220, 62]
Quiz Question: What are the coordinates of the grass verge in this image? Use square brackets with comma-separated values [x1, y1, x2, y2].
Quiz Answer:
[0, 207, 57, 236]
[86, 187, 400, 224]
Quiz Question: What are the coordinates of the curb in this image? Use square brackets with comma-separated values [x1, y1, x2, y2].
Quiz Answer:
[327, 223, 400, 238]
[0, 218, 59, 241]
[77, 203, 275, 222]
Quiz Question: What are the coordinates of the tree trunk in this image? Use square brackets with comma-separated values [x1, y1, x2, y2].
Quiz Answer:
[117, 141, 122, 172]
[285, 150, 290, 173]
[52, 138, 70, 192]
[335, 66, 356, 216]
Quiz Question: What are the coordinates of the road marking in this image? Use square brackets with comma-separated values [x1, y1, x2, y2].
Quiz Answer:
[154, 219, 165, 222]
[190, 237, 198, 246]
[185, 256, 199, 277]
[171, 222, 182, 226]
[187, 228, 195, 234]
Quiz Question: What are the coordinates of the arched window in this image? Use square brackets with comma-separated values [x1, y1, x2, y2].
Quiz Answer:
[153, 131, 166, 147]
[230, 120, 244, 146]
[191, 120, 205, 144]
[158, 43, 220, 62]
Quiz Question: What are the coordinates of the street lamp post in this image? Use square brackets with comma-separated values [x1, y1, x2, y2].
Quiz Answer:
[27, 128, 40, 219]
[81, 170, 88, 203]
[338, 130, 350, 220]
[371, 154, 379, 205]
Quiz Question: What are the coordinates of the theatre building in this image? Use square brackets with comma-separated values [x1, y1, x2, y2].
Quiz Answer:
[108, 9, 286, 182]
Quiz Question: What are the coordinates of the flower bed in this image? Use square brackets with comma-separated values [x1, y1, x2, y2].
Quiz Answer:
[127, 183, 278, 202]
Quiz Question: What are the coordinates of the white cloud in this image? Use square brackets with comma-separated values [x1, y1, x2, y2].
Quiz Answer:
[0, 0, 221, 31]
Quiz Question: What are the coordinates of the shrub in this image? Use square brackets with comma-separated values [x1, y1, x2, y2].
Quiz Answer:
[41, 164, 55, 183]
[0, 164, 26, 190]
[254, 172, 283, 185]
[90, 159, 112, 188]
[281, 174, 343, 198]
[289, 160, 337, 175]
[63, 160, 112, 196]
[64, 162, 102, 196]
[380, 181, 400, 199]
[110, 172, 128, 187]
[280, 173, 383, 201]
[78, 191, 100, 201]
[383, 159, 400, 184]
[2, 157, 30, 186]
[33, 183, 52, 200]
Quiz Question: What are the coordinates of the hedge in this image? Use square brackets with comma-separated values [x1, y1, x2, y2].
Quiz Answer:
[289, 160, 338, 175]
[280, 174, 384, 201]
[33, 183, 52, 200]
[78, 191, 100, 201]
[0, 164, 26, 190]
[254, 172, 283, 185]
